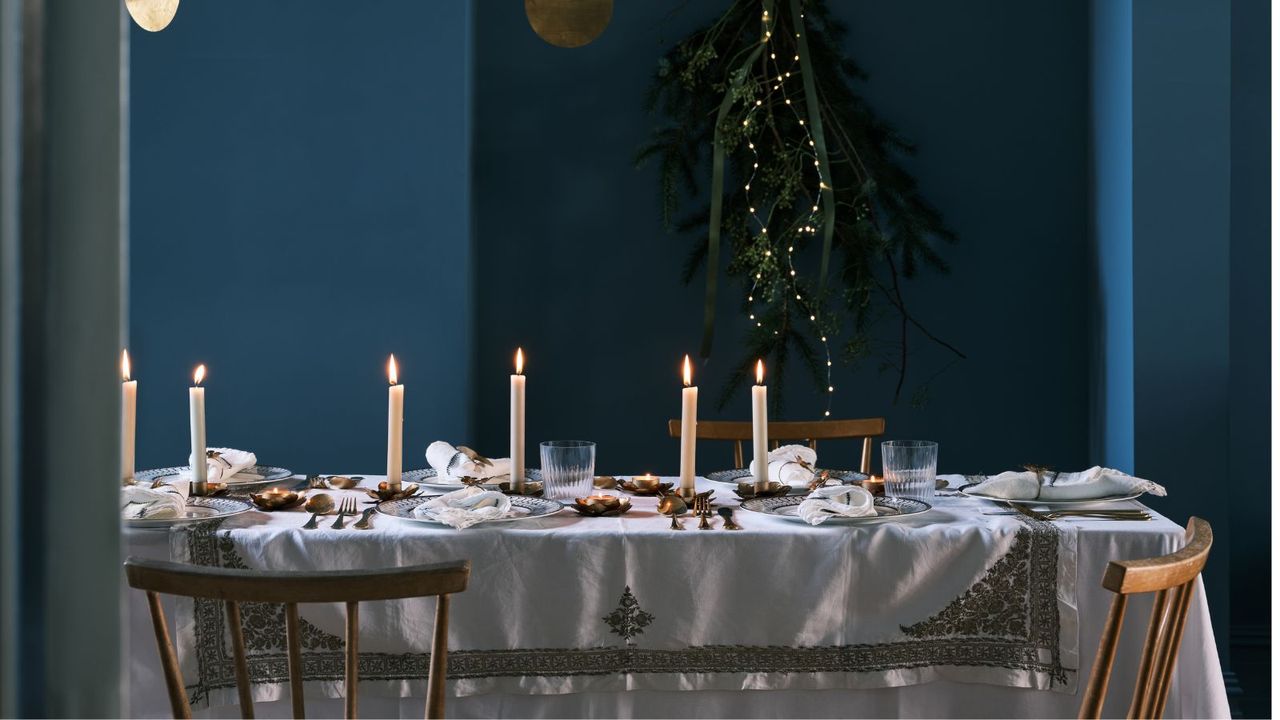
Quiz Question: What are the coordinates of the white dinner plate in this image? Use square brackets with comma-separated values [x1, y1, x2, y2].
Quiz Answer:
[958, 485, 1144, 507]
[124, 496, 254, 528]
[402, 467, 541, 492]
[376, 494, 563, 526]
[136, 465, 294, 488]
[739, 495, 931, 524]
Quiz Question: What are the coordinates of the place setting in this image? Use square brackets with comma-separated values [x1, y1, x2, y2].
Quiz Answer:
[957, 464, 1165, 522]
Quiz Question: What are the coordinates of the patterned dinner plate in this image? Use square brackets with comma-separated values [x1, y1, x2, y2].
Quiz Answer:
[958, 485, 1145, 507]
[124, 496, 254, 528]
[739, 495, 931, 524]
[403, 467, 543, 492]
[376, 493, 563, 526]
[706, 468, 867, 495]
[136, 465, 294, 489]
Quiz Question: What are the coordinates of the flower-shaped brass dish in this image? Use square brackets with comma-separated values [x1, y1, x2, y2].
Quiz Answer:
[318, 475, 362, 490]
[365, 482, 421, 502]
[618, 479, 674, 496]
[571, 495, 632, 517]
[593, 475, 618, 490]
[496, 480, 544, 497]
[249, 486, 307, 511]
[734, 481, 792, 500]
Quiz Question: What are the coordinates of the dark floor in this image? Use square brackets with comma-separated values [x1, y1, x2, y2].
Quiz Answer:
[1230, 642, 1271, 718]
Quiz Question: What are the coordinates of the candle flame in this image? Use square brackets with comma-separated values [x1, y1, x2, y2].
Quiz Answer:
[756, 358, 765, 385]
[193, 364, 206, 385]
[121, 349, 131, 381]
[682, 354, 692, 387]
[515, 347, 524, 375]
[388, 354, 399, 385]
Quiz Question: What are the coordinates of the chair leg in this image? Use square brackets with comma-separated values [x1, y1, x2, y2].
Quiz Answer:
[225, 601, 255, 718]
[146, 591, 193, 719]
[1079, 594, 1127, 719]
[425, 595, 450, 720]
[1151, 580, 1196, 719]
[860, 437, 872, 475]
[285, 602, 305, 719]
[1129, 589, 1170, 719]
[345, 601, 359, 719]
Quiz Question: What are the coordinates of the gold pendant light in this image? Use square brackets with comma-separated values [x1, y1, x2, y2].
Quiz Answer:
[525, 0, 612, 48]
[125, 0, 180, 32]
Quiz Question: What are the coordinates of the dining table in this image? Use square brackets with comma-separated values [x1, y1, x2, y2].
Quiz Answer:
[122, 473, 1229, 719]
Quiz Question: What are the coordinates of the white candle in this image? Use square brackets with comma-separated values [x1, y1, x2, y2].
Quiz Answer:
[679, 355, 698, 496]
[189, 364, 207, 495]
[386, 354, 404, 491]
[510, 348, 526, 492]
[121, 350, 137, 483]
[751, 359, 769, 491]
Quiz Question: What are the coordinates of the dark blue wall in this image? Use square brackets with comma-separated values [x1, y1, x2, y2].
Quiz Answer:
[473, 0, 1090, 475]
[129, 1, 474, 475]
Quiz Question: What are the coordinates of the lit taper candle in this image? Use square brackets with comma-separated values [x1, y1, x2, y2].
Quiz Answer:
[751, 359, 768, 492]
[678, 355, 698, 496]
[189, 364, 207, 496]
[386, 354, 404, 491]
[510, 348, 526, 493]
[121, 350, 137, 484]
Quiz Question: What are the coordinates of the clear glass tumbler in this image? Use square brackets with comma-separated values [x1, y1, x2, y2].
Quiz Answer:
[539, 440, 596, 500]
[881, 440, 938, 501]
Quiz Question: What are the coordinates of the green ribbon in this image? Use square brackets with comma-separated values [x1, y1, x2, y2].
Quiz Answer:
[701, 0, 775, 360]
[790, 0, 835, 300]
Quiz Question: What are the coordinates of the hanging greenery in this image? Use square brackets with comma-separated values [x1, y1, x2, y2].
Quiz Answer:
[638, 0, 964, 411]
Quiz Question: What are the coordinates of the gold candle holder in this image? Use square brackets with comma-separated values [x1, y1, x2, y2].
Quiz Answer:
[570, 494, 632, 517]
[249, 486, 307, 511]
[366, 481, 421, 502]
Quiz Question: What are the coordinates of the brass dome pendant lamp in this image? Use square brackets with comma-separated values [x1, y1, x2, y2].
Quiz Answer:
[525, 0, 612, 48]
[125, 0, 180, 32]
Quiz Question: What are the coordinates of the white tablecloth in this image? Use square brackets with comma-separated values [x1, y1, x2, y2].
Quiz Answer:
[123, 475, 1228, 718]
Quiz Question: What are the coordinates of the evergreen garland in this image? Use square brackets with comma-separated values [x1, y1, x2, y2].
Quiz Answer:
[638, 0, 963, 411]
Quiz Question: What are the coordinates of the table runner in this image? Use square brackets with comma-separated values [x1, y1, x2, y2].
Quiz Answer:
[165, 477, 1079, 708]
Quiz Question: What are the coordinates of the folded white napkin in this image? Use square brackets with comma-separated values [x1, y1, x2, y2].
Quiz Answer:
[426, 441, 512, 483]
[412, 486, 511, 529]
[177, 447, 258, 484]
[967, 466, 1166, 501]
[748, 444, 818, 487]
[122, 481, 190, 520]
[796, 484, 876, 525]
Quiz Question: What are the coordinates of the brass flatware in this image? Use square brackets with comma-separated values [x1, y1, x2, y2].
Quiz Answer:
[302, 512, 323, 530]
[303, 493, 333, 514]
[657, 494, 687, 530]
[1011, 503, 1149, 522]
[331, 496, 357, 529]
[717, 506, 742, 530]
[353, 507, 375, 530]
[695, 496, 713, 530]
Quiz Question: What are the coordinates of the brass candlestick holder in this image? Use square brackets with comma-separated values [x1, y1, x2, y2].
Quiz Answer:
[365, 482, 421, 502]
[734, 481, 791, 500]
[496, 480, 544, 496]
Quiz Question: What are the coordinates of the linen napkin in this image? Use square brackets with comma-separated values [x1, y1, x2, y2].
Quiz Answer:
[122, 481, 190, 520]
[966, 466, 1166, 501]
[796, 484, 876, 525]
[412, 486, 511, 529]
[747, 444, 819, 488]
[176, 447, 258, 484]
[426, 441, 512, 483]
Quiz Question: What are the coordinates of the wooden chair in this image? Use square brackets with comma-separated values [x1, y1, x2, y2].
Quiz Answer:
[1078, 517, 1213, 720]
[124, 557, 470, 720]
[667, 417, 886, 474]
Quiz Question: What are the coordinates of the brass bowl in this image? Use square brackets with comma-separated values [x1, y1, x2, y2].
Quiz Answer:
[304, 493, 335, 514]
[496, 480, 544, 497]
[619, 479, 674, 496]
[571, 495, 632, 517]
[366, 482, 420, 502]
[593, 475, 618, 490]
[734, 481, 792, 500]
[249, 486, 307, 511]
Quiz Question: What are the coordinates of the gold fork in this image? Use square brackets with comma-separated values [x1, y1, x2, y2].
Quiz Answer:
[331, 496, 357, 529]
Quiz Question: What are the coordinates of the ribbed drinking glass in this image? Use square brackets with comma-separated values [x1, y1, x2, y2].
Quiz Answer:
[881, 440, 938, 501]
[539, 440, 596, 500]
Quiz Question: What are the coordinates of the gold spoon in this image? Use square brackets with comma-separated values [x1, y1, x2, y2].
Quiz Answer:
[657, 494, 688, 530]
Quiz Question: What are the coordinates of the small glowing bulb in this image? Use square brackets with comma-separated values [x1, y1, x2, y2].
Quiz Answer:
[760, 228, 766, 234]
[788, 245, 794, 252]
[756, 322, 762, 327]
[764, 250, 771, 257]
[756, 100, 762, 106]
[794, 55, 800, 61]
[745, 184, 751, 191]
[770, 53, 776, 59]
[748, 143, 755, 149]
[749, 314, 755, 320]
[813, 205, 819, 212]
[748, 295, 754, 301]
[743, 119, 750, 127]
[790, 269, 796, 276]
[827, 361, 833, 367]
[821, 336, 827, 342]
[824, 410, 831, 417]
[755, 273, 762, 279]
[796, 294, 801, 300]
[753, 162, 759, 168]
[828, 386, 834, 392]
[809, 140, 815, 147]
[799, 119, 805, 125]
[785, 72, 791, 78]
[749, 207, 756, 213]
[810, 314, 816, 321]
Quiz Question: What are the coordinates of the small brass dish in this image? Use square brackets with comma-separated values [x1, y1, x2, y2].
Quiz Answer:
[593, 475, 618, 490]
[618, 479, 674, 496]
[571, 494, 632, 517]
[308, 474, 362, 490]
[366, 482, 421, 502]
[304, 493, 334, 514]
[734, 481, 791, 500]
[249, 486, 307, 511]
[496, 480, 544, 497]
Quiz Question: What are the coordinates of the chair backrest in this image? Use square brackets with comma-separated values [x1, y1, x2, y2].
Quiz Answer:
[124, 557, 470, 720]
[1078, 517, 1212, 720]
[667, 417, 886, 474]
